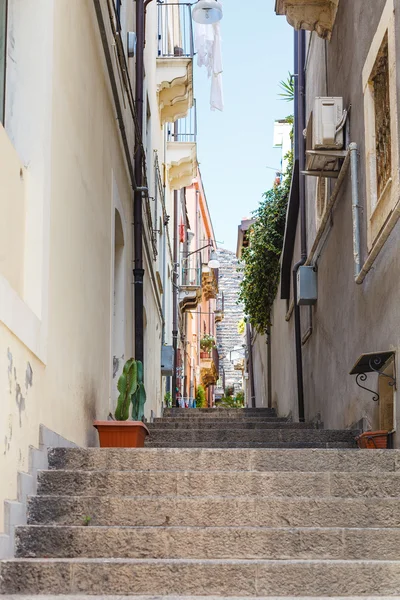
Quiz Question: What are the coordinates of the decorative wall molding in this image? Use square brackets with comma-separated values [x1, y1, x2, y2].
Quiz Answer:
[157, 58, 194, 125]
[167, 141, 197, 191]
[275, 0, 340, 40]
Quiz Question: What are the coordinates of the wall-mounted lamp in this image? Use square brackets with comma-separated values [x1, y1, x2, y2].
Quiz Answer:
[208, 249, 220, 269]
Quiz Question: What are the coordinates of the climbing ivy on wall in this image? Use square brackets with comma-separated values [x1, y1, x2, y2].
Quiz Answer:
[238, 127, 293, 334]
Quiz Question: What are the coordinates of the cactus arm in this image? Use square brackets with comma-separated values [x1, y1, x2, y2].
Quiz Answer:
[115, 359, 138, 421]
[131, 360, 146, 421]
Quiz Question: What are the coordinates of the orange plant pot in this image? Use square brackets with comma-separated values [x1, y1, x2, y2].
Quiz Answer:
[93, 421, 149, 448]
[356, 431, 389, 449]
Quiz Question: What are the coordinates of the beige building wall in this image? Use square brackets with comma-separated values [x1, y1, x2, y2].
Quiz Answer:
[0, 0, 182, 533]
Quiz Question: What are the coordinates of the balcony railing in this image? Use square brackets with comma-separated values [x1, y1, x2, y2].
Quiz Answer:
[181, 256, 202, 288]
[167, 101, 197, 144]
[158, 2, 194, 58]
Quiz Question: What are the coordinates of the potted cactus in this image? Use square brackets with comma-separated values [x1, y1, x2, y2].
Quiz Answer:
[94, 359, 149, 447]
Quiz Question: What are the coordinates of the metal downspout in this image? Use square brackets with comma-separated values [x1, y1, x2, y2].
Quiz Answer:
[134, 0, 145, 364]
[246, 324, 256, 408]
[172, 189, 179, 407]
[349, 143, 361, 278]
[293, 29, 307, 422]
[267, 326, 272, 409]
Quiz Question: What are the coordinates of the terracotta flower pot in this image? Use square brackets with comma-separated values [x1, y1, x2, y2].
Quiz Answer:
[200, 351, 210, 359]
[93, 421, 149, 448]
[356, 430, 389, 449]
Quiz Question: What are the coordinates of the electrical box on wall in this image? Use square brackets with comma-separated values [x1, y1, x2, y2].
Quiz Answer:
[161, 346, 174, 376]
[297, 266, 317, 305]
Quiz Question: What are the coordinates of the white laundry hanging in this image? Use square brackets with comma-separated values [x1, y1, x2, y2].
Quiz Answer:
[194, 20, 224, 111]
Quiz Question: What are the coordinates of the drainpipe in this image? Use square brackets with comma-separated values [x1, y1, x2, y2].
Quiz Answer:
[172, 189, 179, 407]
[266, 326, 272, 409]
[293, 29, 307, 422]
[246, 324, 256, 408]
[134, 0, 145, 364]
[349, 143, 362, 278]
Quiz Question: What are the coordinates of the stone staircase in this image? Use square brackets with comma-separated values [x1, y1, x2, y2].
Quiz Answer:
[145, 407, 359, 448]
[1, 408, 400, 597]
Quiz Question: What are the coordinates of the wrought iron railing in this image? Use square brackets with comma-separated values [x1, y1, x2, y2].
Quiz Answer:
[158, 2, 194, 58]
[181, 254, 202, 288]
[216, 292, 225, 314]
[154, 152, 173, 262]
[167, 101, 197, 144]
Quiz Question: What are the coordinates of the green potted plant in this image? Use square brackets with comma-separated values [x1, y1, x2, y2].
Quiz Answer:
[195, 384, 207, 408]
[200, 334, 216, 358]
[94, 359, 149, 447]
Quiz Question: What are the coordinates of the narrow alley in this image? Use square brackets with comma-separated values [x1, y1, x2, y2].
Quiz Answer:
[1, 0, 400, 597]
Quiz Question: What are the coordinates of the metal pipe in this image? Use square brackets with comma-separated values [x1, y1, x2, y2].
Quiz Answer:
[246, 324, 256, 408]
[92, 0, 136, 189]
[134, 0, 145, 364]
[266, 326, 272, 410]
[349, 143, 361, 278]
[293, 29, 307, 423]
[172, 189, 179, 406]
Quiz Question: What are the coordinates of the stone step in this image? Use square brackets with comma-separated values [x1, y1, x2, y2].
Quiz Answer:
[148, 421, 316, 430]
[48, 448, 400, 473]
[162, 408, 277, 418]
[145, 429, 358, 444]
[2, 597, 399, 600]
[145, 441, 357, 448]
[15, 525, 400, 560]
[27, 495, 400, 528]
[36, 469, 400, 498]
[1, 558, 400, 595]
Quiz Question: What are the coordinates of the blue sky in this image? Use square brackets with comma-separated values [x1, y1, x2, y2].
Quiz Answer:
[194, 0, 294, 252]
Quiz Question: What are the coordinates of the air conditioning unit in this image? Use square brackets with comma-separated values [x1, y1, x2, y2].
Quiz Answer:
[306, 97, 346, 175]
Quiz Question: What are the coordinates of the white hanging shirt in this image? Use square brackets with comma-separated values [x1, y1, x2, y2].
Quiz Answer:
[194, 20, 224, 112]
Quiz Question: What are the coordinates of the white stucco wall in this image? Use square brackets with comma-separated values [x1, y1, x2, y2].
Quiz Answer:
[0, 0, 169, 532]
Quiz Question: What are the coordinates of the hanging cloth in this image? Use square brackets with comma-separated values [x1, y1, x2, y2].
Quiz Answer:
[194, 19, 224, 112]
[210, 22, 224, 112]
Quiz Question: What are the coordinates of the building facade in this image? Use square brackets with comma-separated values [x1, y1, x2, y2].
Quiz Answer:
[269, 0, 400, 440]
[0, 0, 217, 546]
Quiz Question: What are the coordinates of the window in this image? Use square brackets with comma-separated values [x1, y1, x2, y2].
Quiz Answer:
[372, 34, 391, 204]
[363, 0, 399, 250]
[0, 0, 7, 124]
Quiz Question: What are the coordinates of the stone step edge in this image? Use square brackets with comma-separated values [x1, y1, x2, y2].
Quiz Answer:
[16, 524, 400, 532]
[28, 494, 400, 504]
[3, 558, 400, 565]
[38, 468, 400, 474]
[2, 597, 399, 600]
[29, 494, 400, 502]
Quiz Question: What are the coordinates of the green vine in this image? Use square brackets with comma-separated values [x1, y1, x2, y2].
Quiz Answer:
[238, 122, 293, 333]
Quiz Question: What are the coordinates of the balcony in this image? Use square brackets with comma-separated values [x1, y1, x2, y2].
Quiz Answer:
[167, 104, 197, 190]
[179, 255, 202, 311]
[157, 2, 194, 125]
[202, 266, 219, 301]
[201, 347, 219, 387]
[215, 292, 225, 323]
[275, 0, 339, 40]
